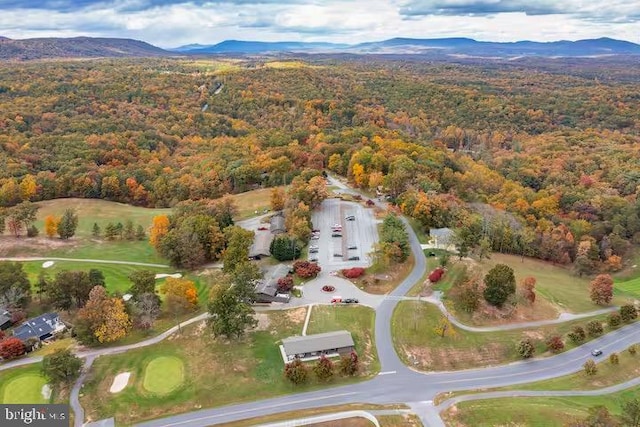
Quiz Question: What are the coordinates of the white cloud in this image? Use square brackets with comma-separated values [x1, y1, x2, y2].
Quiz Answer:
[0, 0, 637, 47]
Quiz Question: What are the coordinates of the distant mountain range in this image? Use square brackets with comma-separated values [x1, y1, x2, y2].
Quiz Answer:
[0, 36, 168, 60]
[175, 37, 640, 57]
[1, 35, 639, 60]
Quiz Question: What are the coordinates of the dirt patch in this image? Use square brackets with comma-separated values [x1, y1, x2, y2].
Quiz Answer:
[521, 330, 545, 340]
[286, 307, 307, 324]
[254, 313, 271, 331]
[0, 235, 78, 256]
[405, 341, 507, 371]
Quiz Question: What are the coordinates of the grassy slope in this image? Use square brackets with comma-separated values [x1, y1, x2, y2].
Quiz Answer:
[306, 305, 380, 374]
[446, 388, 640, 427]
[392, 301, 613, 371]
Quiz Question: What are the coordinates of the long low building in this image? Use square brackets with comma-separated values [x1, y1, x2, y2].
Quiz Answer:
[280, 330, 355, 363]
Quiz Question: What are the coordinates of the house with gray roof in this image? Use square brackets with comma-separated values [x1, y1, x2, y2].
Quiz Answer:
[429, 227, 454, 250]
[280, 330, 355, 363]
[13, 312, 65, 342]
[270, 213, 286, 234]
[249, 230, 274, 259]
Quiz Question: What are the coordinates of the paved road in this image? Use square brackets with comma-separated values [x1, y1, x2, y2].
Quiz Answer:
[0, 257, 170, 268]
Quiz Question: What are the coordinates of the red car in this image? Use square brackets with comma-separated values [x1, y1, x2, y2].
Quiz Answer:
[257, 226, 268, 231]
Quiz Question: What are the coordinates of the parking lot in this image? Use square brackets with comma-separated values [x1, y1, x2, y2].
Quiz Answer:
[310, 198, 379, 271]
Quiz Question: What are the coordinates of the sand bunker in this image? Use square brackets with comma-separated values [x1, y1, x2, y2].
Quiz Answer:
[109, 372, 131, 393]
[41, 384, 52, 399]
[155, 273, 182, 279]
[42, 261, 55, 268]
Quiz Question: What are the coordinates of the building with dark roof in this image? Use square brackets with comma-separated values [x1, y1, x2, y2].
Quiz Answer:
[249, 230, 274, 260]
[13, 312, 65, 342]
[254, 264, 292, 303]
[270, 213, 286, 234]
[280, 330, 355, 362]
[0, 308, 11, 330]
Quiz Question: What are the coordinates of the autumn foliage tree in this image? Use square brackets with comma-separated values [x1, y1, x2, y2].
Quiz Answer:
[546, 335, 565, 353]
[583, 359, 597, 376]
[44, 215, 59, 238]
[284, 358, 309, 384]
[590, 274, 614, 305]
[516, 338, 535, 359]
[339, 351, 359, 376]
[149, 215, 170, 248]
[0, 337, 26, 359]
[270, 187, 286, 211]
[586, 320, 604, 337]
[161, 277, 198, 313]
[76, 286, 131, 344]
[313, 355, 334, 381]
[293, 260, 321, 278]
[520, 276, 536, 304]
[568, 326, 586, 344]
[620, 304, 638, 323]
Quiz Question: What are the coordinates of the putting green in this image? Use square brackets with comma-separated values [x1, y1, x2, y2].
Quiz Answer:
[142, 356, 184, 395]
[2, 373, 48, 404]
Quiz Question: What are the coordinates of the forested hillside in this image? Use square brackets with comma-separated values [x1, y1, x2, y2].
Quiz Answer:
[0, 57, 639, 273]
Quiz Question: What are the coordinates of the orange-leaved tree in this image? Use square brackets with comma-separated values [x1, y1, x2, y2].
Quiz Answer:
[149, 214, 170, 248]
[44, 215, 60, 238]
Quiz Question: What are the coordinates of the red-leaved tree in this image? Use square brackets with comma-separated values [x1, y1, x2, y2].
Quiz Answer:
[293, 261, 321, 278]
[429, 267, 444, 283]
[546, 335, 565, 353]
[342, 267, 365, 279]
[590, 274, 614, 305]
[521, 276, 536, 304]
[277, 276, 294, 293]
[0, 337, 26, 360]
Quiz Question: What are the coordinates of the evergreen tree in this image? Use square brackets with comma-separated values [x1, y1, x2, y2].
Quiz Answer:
[57, 208, 78, 240]
[92, 222, 101, 237]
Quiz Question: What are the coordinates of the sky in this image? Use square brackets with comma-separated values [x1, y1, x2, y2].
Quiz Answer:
[0, 0, 638, 48]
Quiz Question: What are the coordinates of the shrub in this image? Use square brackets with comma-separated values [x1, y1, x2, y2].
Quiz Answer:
[0, 337, 26, 360]
[26, 225, 39, 237]
[609, 352, 619, 365]
[277, 276, 294, 293]
[608, 312, 622, 329]
[629, 344, 638, 356]
[339, 351, 359, 376]
[546, 335, 565, 353]
[429, 267, 445, 283]
[293, 261, 321, 278]
[620, 304, 638, 323]
[584, 359, 597, 376]
[342, 267, 365, 279]
[568, 326, 586, 344]
[516, 338, 535, 359]
[284, 359, 308, 384]
[313, 355, 334, 381]
[586, 320, 604, 337]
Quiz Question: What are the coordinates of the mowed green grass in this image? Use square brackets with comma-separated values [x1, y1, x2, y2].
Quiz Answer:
[142, 356, 185, 395]
[392, 301, 612, 371]
[447, 387, 640, 427]
[306, 305, 380, 375]
[479, 253, 630, 313]
[0, 366, 49, 404]
[81, 308, 357, 424]
[34, 199, 170, 238]
[20, 260, 171, 293]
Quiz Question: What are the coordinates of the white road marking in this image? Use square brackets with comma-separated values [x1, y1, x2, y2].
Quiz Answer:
[378, 371, 397, 376]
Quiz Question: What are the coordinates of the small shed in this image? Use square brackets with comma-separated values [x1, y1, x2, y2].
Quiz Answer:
[281, 330, 355, 362]
[0, 308, 12, 330]
[270, 213, 286, 234]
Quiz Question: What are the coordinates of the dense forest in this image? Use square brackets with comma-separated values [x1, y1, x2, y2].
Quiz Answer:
[0, 56, 639, 273]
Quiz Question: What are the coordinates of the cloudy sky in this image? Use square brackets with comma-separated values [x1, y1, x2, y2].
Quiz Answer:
[0, 0, 638, 48]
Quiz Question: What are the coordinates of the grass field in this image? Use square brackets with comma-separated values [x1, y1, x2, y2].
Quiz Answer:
[20, 260, 172, 293]
[0, 365, 49, 404]
[80, 307, 373, 424]
[142, 356, 185, 395]
[306, 305, 380, 375]
[478, 253, 630, 313]
[443, 387, 640, 426]
[391, 301, 613, 371]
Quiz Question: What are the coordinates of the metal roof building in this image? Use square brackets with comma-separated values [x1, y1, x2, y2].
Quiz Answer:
[281, 330, 354, 362]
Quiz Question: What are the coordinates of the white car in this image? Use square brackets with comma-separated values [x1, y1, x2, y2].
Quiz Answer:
[309, 245, 319, 250]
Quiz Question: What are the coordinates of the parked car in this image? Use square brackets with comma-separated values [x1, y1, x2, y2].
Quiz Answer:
[347, 245, 357, 250]
[344, 298, 359, 304]
[309, 248, 318, 253]
[331, 296, 343, 303]
[312, 228, 320, 233]
[257, 226, 268, 231]
[348, 256, 360, 261]
[333, 253, 343, 257]
[591, 349, 603, 357]
[332, 223, 342, 229]
[309, 257, 318, 262]
[311, 235, 319, 240]
[345, 215, 355, 221]
[332, 233, 342, 237]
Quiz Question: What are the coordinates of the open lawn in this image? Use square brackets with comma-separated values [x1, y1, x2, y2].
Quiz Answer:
[443, 387, 640, 427]
[0, 365, 49, 404]
[478, 253, 630, 313]
[80, 307, 372, 424]
[20, 260, 171, 294]
[392, 301, 614, 371]
[362, 255, 416, 295]
[142, 356, 185, 395]
[306, 305, 380, 375]
[230, 187, 282, 220]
